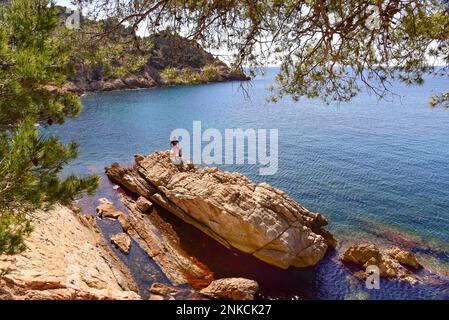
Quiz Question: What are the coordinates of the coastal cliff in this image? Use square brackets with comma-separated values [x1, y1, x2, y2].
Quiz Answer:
[106, 151, 336, 269]
[65, 32, 249, 94]
[0, 205, 140, 300]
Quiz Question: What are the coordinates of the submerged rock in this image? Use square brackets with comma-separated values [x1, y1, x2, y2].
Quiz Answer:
[106, 151, 335, 269]
[341, 243, 422, 285]
[200, 278, 259, 300]
[0, 205, 140, 300]
[96, 203, 123, 219]
[111, 233, 132, 254]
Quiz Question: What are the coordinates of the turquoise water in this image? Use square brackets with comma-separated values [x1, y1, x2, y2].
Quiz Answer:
[50, 68, 449, 299]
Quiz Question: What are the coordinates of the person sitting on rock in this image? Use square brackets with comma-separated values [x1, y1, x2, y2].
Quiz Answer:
[169, 136, 183, 165]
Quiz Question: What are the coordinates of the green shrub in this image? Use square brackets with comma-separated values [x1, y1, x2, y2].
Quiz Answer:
[200, 65, 221, 82]
[160, 67, 179, 84]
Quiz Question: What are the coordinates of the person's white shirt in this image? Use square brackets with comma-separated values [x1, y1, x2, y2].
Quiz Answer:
[170, 144, 183, 165]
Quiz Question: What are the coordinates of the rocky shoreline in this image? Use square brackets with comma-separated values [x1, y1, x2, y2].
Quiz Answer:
[0, 201, 261, 300]
[64, 31, 250, 94]
[0, 205, 139, 300]
[1, 151, 433, 300]
[64, 59, 250, 95]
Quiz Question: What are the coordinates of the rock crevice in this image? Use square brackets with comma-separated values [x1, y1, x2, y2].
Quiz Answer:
[98, 199, 214, 288]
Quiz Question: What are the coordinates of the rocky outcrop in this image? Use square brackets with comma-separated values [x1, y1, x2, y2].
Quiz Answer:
[97, 199, 214, 288]
[0, 205, 140, 300]
[66, 32, 249, 94]
[200, 278, 259, 300]
[106, 151, 335, 269]
[342, 243, 421, 285]
[342, 243, 398, 277]
[111, 233, 131, 254]
[386, 247, 422, 269]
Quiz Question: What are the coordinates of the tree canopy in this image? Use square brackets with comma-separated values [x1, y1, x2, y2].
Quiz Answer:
[0, 0, 98, 254]
[73, 0, 449, 106]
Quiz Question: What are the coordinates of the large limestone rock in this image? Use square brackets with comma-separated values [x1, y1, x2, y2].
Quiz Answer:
[0, 205, 140, 300]
[106, 151, 335, 269]
[200, 278, 259, 300]
[65, 71, 158, 94]
[149, 278, 258, 301]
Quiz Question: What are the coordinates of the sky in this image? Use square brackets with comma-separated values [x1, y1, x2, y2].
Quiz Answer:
[56, 0, 72, 7]
[56, 0, 72, 8]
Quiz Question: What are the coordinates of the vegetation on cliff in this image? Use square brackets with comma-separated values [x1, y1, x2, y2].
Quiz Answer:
[66, 28, 249, 92]
[160, 64, 227, 84]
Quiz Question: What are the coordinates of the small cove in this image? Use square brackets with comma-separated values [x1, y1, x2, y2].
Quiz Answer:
[52, 68, 449, 299]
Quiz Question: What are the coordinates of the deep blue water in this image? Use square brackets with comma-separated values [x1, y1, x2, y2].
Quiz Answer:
[49, 68, 449, 299]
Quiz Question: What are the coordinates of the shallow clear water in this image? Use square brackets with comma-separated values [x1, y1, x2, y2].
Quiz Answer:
[49, 68, 449, 299]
